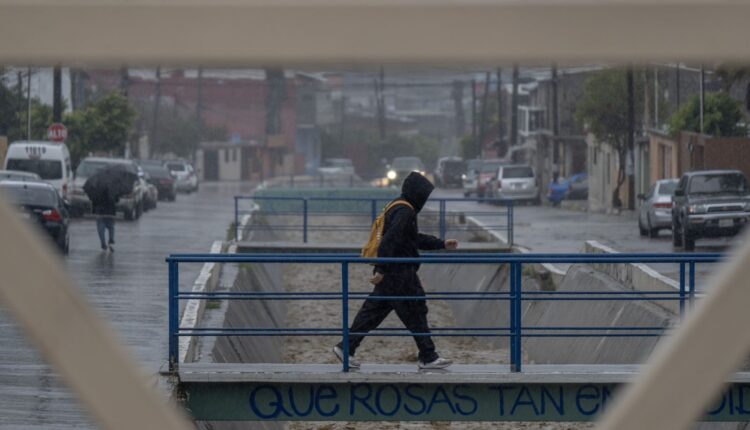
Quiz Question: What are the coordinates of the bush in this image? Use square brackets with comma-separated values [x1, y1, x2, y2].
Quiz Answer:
[669, 92, 747, 137]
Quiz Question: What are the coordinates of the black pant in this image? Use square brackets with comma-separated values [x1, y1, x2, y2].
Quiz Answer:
[338, 270, 438, 363]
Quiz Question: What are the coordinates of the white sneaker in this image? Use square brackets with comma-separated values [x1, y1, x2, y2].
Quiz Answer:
[418, 357, 453, 369]
[333, 346, 360, 369]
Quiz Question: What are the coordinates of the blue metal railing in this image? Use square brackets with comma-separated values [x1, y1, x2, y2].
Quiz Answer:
[234, 196, 514, 245]
[167, 252, 721, 372]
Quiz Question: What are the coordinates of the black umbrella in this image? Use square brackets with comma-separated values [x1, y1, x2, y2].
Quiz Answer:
[83, 165, 138, 204]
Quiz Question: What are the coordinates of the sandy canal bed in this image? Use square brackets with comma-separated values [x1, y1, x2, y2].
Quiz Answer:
[278, 218, 591, 429]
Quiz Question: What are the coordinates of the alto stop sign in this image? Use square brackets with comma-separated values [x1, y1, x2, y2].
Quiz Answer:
[47, 123, 67, 142]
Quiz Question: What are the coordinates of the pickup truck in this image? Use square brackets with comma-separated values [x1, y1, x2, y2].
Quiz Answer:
[672, 170, 750, 251]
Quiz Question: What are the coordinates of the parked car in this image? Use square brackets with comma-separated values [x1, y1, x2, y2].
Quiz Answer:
[0, 169, 41, 182]
[672, 170, 750, 251]
[166, 160, 199, 193]
[487, 164, 540, 204]
[638, 179, 678, 238]
[318, 158, 355, 176]
[386, 157, 426, 186]
[140, 162, 176, 201]
[3, 141, 73, 200]
[71, 157, 146, 220]
[434, 157, 465, 188]
[138, 166, 159, 210]
[476, 159, 507, 198]
[0, 180, 70, 254]
[566, 172, 589, 200]
[547, 172, 588, 205]
[462, 159, 482, 197]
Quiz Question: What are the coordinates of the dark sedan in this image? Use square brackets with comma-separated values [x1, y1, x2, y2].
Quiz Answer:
[140, 163, 177, 201]
[0, 180, 71, 254]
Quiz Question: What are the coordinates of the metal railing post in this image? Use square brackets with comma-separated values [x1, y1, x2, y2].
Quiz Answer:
[168, 260, 179, 371]
[515, 262, 523, 372]
[371, 199, 377, 223]
[234, 196, 239, 241]
[342, 262, 350, 372]
[679, 262, 686, 318]
[689, 261, 696, 310]
[439, 200, 446, 240]
[510, 262, 521, 372]
[303, 198, 308, 244]
[507, 200, 514, 246]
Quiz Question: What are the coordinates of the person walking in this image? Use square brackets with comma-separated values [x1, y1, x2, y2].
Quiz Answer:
[84, 165, 137, 253]
[92, 195, 117, 252]
[334, 172, 459, 369]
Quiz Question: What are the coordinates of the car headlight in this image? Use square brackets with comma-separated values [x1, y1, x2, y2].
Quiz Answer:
[387, 170, 397, 180]
[688, 204, 708, 214]
[461, 174, 467, 180]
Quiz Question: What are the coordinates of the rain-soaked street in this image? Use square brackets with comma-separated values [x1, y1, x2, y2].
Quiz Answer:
[0, 181, 255, 428]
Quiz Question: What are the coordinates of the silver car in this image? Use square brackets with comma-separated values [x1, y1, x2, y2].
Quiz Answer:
[638, 179, 678, 238]
[487, 164, 539, 203]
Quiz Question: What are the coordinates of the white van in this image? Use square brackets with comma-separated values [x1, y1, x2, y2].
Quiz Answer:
[3, 141, 73, 200]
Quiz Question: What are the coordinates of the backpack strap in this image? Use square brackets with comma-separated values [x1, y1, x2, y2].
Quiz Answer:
[383, 199, 414, 214]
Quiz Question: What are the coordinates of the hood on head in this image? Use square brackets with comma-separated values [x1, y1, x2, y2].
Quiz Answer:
[401, 172, 434, 212]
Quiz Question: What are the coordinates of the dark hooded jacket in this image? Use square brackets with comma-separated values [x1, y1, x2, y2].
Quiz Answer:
[375, 172, 445, 273]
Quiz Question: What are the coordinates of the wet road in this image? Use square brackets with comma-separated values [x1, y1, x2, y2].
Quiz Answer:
[0, 181, 255, 428]
[432, 188, 735, 289]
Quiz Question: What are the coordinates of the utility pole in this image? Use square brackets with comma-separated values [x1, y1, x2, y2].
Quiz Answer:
[16, 71, 23, 137]
[478, 72, 491, 158]
[675, 64, 681, 107]
[654, 67, 659, 128]
[196, 67, 204, 142]
[511, 65, 519, 147]
[27, 67, 31, 141]
[374, 66, 386, 142]
[471, 78, 477, 148]
[551, 64, 559, 165]
[152, 66, 162, 147]
[496, 68, 503, 154]
[52, 65, 62, 123]
[451, 80, 465, 138]
[627, 67, 635, 210]
[699, 64, 705, 134]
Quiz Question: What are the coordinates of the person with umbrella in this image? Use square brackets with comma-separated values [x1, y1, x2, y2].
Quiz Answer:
[83, 165, 137, 252]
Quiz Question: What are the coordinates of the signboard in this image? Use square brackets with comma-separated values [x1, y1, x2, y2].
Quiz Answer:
[183, 382, 750, 422]
[47, 123, 67, 142]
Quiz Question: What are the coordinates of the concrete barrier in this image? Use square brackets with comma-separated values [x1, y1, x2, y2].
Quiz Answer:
[583, 240, 682, 314]
[178, 240, 227, 364]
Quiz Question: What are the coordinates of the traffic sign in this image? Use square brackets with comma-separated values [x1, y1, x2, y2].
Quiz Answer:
[47, 123, 67, 142]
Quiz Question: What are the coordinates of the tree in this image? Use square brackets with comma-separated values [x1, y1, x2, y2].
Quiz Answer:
[64, 92, 137, 165]
[669, 92, 747, 137]
[576, 68, 644, 208]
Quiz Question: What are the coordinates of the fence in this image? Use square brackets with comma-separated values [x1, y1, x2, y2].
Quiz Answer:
[166, 252, 721, 372]
[234, 196, 514, 245]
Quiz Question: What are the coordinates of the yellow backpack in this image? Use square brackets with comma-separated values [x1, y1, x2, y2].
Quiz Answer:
[361, 199, 414, 258]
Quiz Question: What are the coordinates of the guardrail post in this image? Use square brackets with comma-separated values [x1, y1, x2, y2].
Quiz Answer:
[510, 262, 522, 372]
[507, 200, 514, 247]
[303, 198, 309, 244]
[342, 262, 350, 372]
[234, 196, 239, 241]
[439, 200, 446, 240]
[168, 260, 179, 371]
[689, 261, 696, 311]
[371, 199, 377, 223]
[679, 262, 686, 319]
